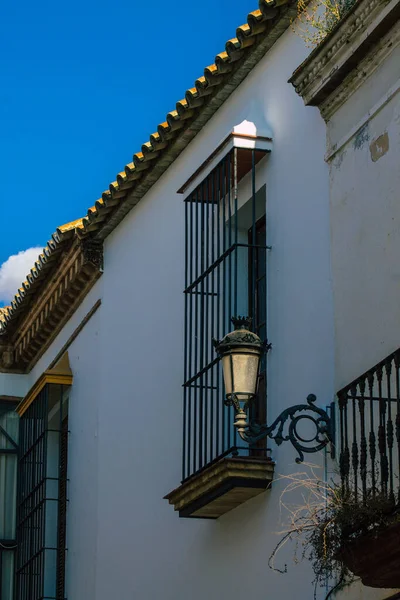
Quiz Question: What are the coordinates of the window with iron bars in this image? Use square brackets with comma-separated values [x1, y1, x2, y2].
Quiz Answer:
[0, 400, 19, 600]
[182, 146, 268, 482]
[16, 384, 69, 600]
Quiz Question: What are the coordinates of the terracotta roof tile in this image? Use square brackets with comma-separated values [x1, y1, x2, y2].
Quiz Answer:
[0, 307, 10, 324]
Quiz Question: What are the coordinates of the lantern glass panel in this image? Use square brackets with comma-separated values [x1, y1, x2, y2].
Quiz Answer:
[222, 351, 260, 400]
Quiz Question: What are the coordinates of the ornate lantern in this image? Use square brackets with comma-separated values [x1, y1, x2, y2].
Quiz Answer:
[214, 317, 335, 463]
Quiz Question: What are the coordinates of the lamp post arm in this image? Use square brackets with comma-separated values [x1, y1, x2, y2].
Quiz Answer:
[235, 394, 335, 464]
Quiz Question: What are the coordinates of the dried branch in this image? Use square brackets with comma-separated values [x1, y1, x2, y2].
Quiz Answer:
[269, 464, 399, 599]
[292, 0, 358, 47]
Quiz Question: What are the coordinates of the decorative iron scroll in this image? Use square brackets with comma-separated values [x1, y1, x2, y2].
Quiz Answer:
[230, 393, 335, 463]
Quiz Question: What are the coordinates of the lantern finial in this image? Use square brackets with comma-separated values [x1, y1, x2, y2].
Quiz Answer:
[231, 316, 252, 330]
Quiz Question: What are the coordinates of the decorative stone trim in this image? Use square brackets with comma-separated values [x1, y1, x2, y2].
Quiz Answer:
[0, 239, 103, 373]
[289, 0, 400, 120]
[0, 345, 14, 370]
[165, 457, 274, 518]
[320, 17, 400, 120]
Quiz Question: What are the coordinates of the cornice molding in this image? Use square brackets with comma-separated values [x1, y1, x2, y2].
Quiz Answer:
[0, 239, 103, 373]
[320, 18, 400, 120]
[289, 0, 400, 120]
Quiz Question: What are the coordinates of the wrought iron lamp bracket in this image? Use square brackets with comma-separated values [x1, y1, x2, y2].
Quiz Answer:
[228, 393, 335, 463]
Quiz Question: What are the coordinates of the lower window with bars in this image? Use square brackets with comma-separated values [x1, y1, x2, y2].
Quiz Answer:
[16, 383, 69, 600]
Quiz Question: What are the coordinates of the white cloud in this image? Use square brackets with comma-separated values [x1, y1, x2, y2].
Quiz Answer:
[0, 247, 43, 304]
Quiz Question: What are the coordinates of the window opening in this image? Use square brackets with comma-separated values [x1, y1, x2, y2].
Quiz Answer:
[183, 147, 268, 481]
[16, 384, 69, 600]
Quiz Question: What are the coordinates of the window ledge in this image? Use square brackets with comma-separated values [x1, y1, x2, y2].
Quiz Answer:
[165, 457, 274, 519]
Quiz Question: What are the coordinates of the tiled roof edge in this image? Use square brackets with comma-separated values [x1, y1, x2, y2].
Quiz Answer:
[0, 222, 83, 335]
[77, 0, 296, 240]
[0, 307, 10, 325]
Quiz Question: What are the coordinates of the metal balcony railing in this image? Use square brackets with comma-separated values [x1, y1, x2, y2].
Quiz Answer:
[337, 348, 400, 503]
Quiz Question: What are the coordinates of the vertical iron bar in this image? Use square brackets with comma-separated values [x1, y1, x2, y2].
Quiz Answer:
[251, 149, 256, 325]
[57, 384, 63, 600]
[43, 386, 48, 598]
[344, 395, 350, 490]
[233, 147, 238, 318]
[210, 171, 215, 463]
[350, 386, 359, 502]
[338, 393, 349, 490]
[221, 158, 230, 451]
[233, 149, 239, 452]
[227, 152, 233, 451]
[205, 176, 210, 467]
[265, 216, 268, 427]
[395, 351, 400, 502]
[216, 164, 221, 457]
[368, 371, 377, 496]
[221, 157, 229, 452]
[199, 181, 205, 470]
[182, 198, 188, 480]
[194, 187, 199, 474]
[385, 359, 394, 502]
[358, 377, 367, 501]
[377, 366, 388, 495]
[28, 399, 35, 597]
[188, 194, 194, 478]
[228, 151, 232, 331]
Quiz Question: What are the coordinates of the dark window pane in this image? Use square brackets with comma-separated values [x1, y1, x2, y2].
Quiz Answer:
[0, 454, 17, 539]
[0, 409, 19, 450]
[1, 549, 15, 600]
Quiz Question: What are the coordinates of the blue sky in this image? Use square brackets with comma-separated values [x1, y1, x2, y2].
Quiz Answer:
[0, 0, 257, 304]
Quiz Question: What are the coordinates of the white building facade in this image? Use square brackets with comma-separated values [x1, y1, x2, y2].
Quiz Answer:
[0, 0, 399, 598]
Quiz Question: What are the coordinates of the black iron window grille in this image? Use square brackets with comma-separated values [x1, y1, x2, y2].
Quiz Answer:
[0, 401, 19, 600]
[16, 384, 69, 600]
[183, 146, 269, 481]
[337, 348, 400, 504]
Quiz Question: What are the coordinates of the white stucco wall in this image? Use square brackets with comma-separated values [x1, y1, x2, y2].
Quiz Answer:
[0, 372, 29, 398]
[322, 34, 400, 600]
[78, 24, 333, 600]
[328, 47, 400, 390]
[1, 19, 340, 600]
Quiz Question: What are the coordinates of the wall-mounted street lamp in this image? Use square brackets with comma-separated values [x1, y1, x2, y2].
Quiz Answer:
[213, 317, 335, 463]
